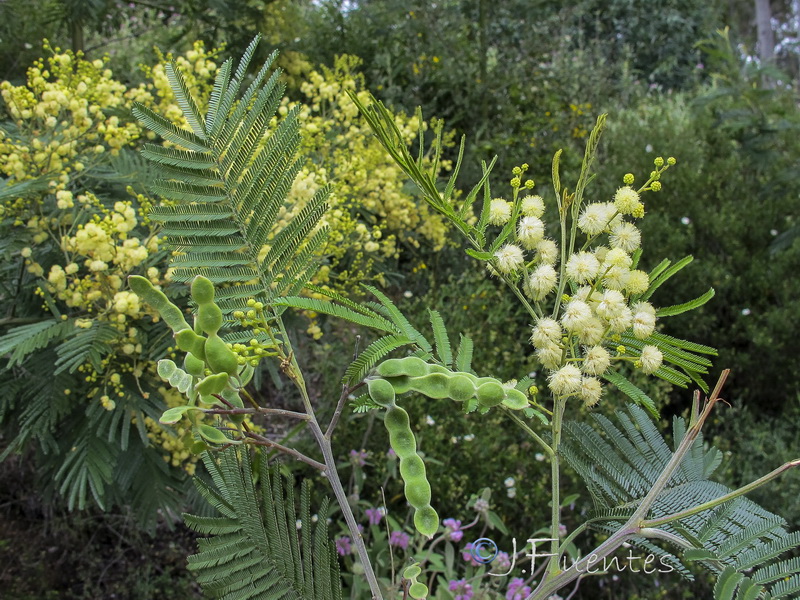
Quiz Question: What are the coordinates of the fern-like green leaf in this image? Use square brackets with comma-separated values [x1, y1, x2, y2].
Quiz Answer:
[561, 404, 800, 598]
[185, 447, 342, 600]
[428, 310, 452, 367]
[342, 334, 413, 385]
[0, 318, 75, 368]
[455, 334, 474, 372]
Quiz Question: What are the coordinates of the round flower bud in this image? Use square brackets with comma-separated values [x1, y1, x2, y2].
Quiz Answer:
[625, 270, 650, 295]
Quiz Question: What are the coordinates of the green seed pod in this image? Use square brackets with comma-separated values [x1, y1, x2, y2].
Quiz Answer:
[502, 388, 529, 410]
[220, 386, 245, 424]
[413, 505, 439, 538]
[367, 378, 396, 406]
[190, 276, 215, 305]
[402, 565, 422, 580]
[387, 375, 412, 394]
[409, 582, 428, 599]
[204, 333, 239, 376]
[399, 454, 426, 482]
[476, 381, 506, 408]
[175, 329, 207, 360]
[183, 353, 205, 377]
[384, 404, 411, 432]
[405, 477, 432, 508]
[195, 372, 229, 396]
[389, 430, 417, 459]
[197, 302, 223, 335]
[426, 364, 450, 375]
[447, 375, 476, 402]
[157, 359, 177, 380]
[128, 275, 190, 333]
[409, 373, 451, 399]
[376, 356, 430, 378]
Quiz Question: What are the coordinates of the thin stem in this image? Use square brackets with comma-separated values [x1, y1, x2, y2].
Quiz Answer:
[503, 409, 554, 457]
[546, 398, 567, 575]
[642, 459, 800, 529]
[243, 432, 326, 471]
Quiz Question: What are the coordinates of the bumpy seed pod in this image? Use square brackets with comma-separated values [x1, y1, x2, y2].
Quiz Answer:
[402, 564, 428, 600]
[195, 372, 229, 396]
[204, 333, 239, 376]
[219, 386, 246, 424]
[183, 353, 206, 377]
[128, 276, 190, 333]
[413, 504, 439, 538]
[175, 329, 207, 360]
[502, 388, 529, 410]
[447, 374, 476, 402]
[407, 373, 451, 399]
[476, 381, 506, 408]
[190, 276, 215, 305]
[375, 356, 430, 378]
[197, 302, 223, 335]
[367, 378, 396, 407]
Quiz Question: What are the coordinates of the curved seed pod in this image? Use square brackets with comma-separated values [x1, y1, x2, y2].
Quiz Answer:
[128, 275, 190, 333]
[195, 372, 229, 396]
[367, 378, 396, 407]
[183, 353, 206, 377]
[402, 564, 422, 580]
[157, 359, 177, 380]
[197, 302, 223, 335]
[404, 475, 432, 508]
[190, 275, 215, 305]
[502, 388, 529, 410]
[413, 504, 439, 538]
[219, 386, 246, 424]
[476, 381, 506, 408]
[204, 333, 239, 376]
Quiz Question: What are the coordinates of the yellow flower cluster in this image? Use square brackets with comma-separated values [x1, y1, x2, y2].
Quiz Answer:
[278, 55, 450, 294]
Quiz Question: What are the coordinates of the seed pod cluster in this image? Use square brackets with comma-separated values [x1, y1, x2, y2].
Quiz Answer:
[130, 275, 248, 429]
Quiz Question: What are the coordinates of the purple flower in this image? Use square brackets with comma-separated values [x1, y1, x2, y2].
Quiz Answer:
[365, 507, 384, 526]
[386, 447, 397, 459]
[335, 536, 352, 556]
[506, 577, 532, 600]
[443, 518, 463, 542]
[461, 542, 480, 566]
[349, 449, 368, 467]
[448, 578, 474, 600]
[389, 530, 410, 550]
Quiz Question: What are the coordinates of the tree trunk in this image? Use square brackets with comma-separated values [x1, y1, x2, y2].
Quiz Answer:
[755, 0, 775, 64]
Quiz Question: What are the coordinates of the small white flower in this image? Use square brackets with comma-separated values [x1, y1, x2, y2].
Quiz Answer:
[494, 244, 525, 274]
[507, 488, 517, 499]
[580, 377, 602, 407]
[530, 318, 562, 347]
[583, 346, 611, 375]
[632, 309, 656, 339]
[613, 186, 641, 215]
[565, 251, 600, 284]
[518, 216, 545, 249]
[536, 239, 559, 266]
[548, 364, 582, 396]
[741, 308, 751, 316]
[463, 433, 475, 441]
[624, 270, 650, 295]
[681, 216, 691, 225]
[426, 415, 435, 426]
[527, 264, 558, 300]
[504, 477, 516, 487]
[609, 222, 642, 253]
[488, 198, 512, 225]
[535, 453, 546, 462]
[521, 194, 545, 217]
[596, 290, 627, 320]
[403, 290, 413, 298]
[578, 202, 614, 235]
[640, 345, 663, 374]
[561, 299, 593, 332]
[536, 342, 562, 370]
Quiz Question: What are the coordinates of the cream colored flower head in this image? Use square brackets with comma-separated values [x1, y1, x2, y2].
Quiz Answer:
[489, 198, 512, 225]
[520, 194, 545, 217]
[518, 216, 545, 250]
[494, 244, 525, 274]
[548, 364, 582, 396]
[613, 186, 642, 216]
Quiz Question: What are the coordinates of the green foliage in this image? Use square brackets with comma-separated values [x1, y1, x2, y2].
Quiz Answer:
[562, 404, 800, 598]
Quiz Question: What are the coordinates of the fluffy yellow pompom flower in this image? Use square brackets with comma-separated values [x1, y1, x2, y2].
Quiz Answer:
[548, 364, 582, 396]
[494, 244, 525, 274]
[613, 186, 642, 215]
[520, 195, 545, 218]
[640, 345, 663, 374]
